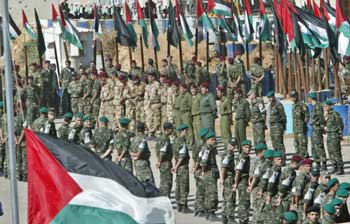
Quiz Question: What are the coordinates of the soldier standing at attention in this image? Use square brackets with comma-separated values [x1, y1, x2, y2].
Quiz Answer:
[250, 57, 265, 98]
[67, 72, 83, 114]
[227, 56, 244, 97]
[90, 117, 114, 160]
[217, 85, 232, 149]
[68, 112, 84, 143]
[40, 60, 51, 107]
[14, 105, 27, 181]
[114, 118, 132, 173]
[129, 60, 142, 79]
[99, 71, 115, 125]
[60, 60, 75, 115]
[156, 122, 174, 197]
[184, 56, 196, 84]
[58, 113, 73, 140]
[79, 115, 94, 146]
[90, 71, 101, 120]
[32, 107, 48, 132]
[24, 76, 40, 128]
[112, 73, 128, 129]
[145, 58, 160, 79]
[216, 56, 227, 87]
[130, 122, 154, 185]
[160, 79, 170, 127]
[323, 99, 344, 175]
[173, 81, 182, 129]
[105, 57, 115, 76]
[80, 72, 93, 115]
[233, 140, 252, 224]
[179, 83, 193, 146]
[233, 89, 251, 150]
[268, 91, 287, 155]
[191, 84, 201, 143]
[199, 82, 217, 132]
[249, 91, 266, 145]
[172, 124, 192, 213]
[308, 92, 326, 170]
[134, 75, 146, 123]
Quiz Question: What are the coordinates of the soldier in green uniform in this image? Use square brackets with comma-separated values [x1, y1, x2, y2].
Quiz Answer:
[24, 76, 40, 128]
[227, 57, 245, 97]
[40, 60, 51, 107]
[217, 85, 232, 149]
[184, 56, 196, 84]
[216, 56, 227, 87]
[283, 211, 298, 224]
[114, 118, 132, 173]
[308, 92, 326, 170]
[68, 112, 84, 143]
[321, 204, 336, 224]
[322, 178, 339, 209]
[80, 72, 93, 115]
[0, 102, 5, 175]
[173, 82, 181, 129]
[79, 115, 94, 146]
[249, 91, 266, 145]
[58, 112, 73, 140]
[156, 122, 174, 197]
[42, 109, 57, 138]
[179, 83, 193, 146]
[167, 56, 178, 81]
[268, 91, 287, 155]
[233, 140, 252, 224]
[90, 117, 114, 160]
[291, 90, 309, 157]
[60, 60, 75, 114]
[32, 107, 48, 132]
[194, 61, 208, 86]
[333, 189, 350, 223]
[250, 57, 265, 98]
[129, 60, 142, 79]
[191, 84, 201, 143]
[233, 89, 251, 150]
[68, 72, 83, 114]
[303, 168, 321, 219]
[90, 71, 101, 120]
[323, 100, 344, 175]
[14, 105, 27, 181]
[199, 82, 217, 132]
[313, 171, 330, 208]
[172, 124, 192, 213]
[303, 206, 321, 224]
[130, 122, 154, 185]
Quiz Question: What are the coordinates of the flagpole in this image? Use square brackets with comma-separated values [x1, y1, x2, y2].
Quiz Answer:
[317, 56, 322, 91]
[333, 63, 341, 101]
[63, 42, 69, 60]
[1, 0, 20, 223]
[195, 28, 198, 59]
[297, 53, 307, 101]
[115, 37, 119, 64]
[311, 58, 315, 90]
[274, 36, 279, 93]
[305, 51, 309, 92]
[294, 52, 301, 100]
[100, 40, 105, 70]
[245, 41, 250, 71]
[23, 31, 29, 84]
[128, 47, 133, 69]
[93, 39, 97, 64]
[324, 48, 329, 89]
[140, 34, 145, 71]
[287, 51, 292, 96]
[179, 37, 183, 74]
[51, 21, 61, 85]
[206, 30, 209, 75]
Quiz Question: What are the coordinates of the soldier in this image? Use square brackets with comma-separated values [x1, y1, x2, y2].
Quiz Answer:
[250, 57, 265, 98]
[60, 60, 75, 114]
[156, 122, 174, 197]
[85, 61, 97, 75]
[173, 81, 181, 128]
[233, 140, 252, 224]
[129, 60, 142, 79]
[313, 171, 330, 207]
[268, 91, 287, 155]
[80, 72, 93, 115]
[32, 107, 48, 132]
[167, 56, 178, 81]
[14, 105, 26, 181]
[199, 82, 217, 132]
[99, 71, 115, 125]
[234, 53, 247, 95]
[40, 60, 51, 107]
[105, 57, 115, 76]
[114, 118, 132, 172]
[321, 204, 336, 224]
[160, 79, 170, 127]
[67, 72, 83, 114]
[249, 91, 266, 145]
[308, 92, 326, 170]
[217, 85, 232, 149]
[90, 117, 114, 160]
[179, 83, 193, 146]
[220, 139, 237, 224]
[172, 124, 191, 213]
[42, 109, 57, 138]
[134, 75, 146, 123]
[58, 113, 73, 140]
[323, 178, 339, 207]
[184, 56, 196, 84]
[216, 56, 227, 87]
[323, 99, 344, 175]
[303, 168, 321, 218]
[304, 206, 321, 224]
[130, 122, 154, 185]
[283, 211, 299, 224]
[0, 102, 5, 175]
[195, 61, 209, 86]
[112, 73, 128, 129]
[124, 75, 138, 131]
[227, 57, 245, 97]
[190, 84, 201, 143]
[24, 76, 40, 127]
[159, 59, 169, 78]
[233, 89, 251, 150]
[166, 81, 176, 124]
[68, 112, 84, 143]
[79, 115, 94, 146]
[333, 189, 350, 223]
[144, 70, 161, 137]
[48, 63, 59, 111]
[145, 58, 160, 79]
[90, 71, 101, 120]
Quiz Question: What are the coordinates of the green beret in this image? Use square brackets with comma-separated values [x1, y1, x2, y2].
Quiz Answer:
[39, 107, 48, 113]
[336, 188, 349, 198]
[64, 112, 73, 119]
[0, 101, 3, 108]
[99, 116, 109, 123]
[267, 91, 275, 98]
[264, 149, 274, 159]
[177, 124, 189, 131]
[205, 131, 215, 140]
[324, 99, 333, 105]
[82, 115, 91, 122]
[327, 178, 339, 189]
[75, 112, 84, 119]
[273, 150, 283, 158]
[241, 139, 252, 146]
[339, 182, 350, 190]
[198, 128, 209, 138]
[308, 92, 317, 99]
[283, 211, 298, 223]
[323, 204, 336, 215]
[119, 117, 130, 125]
[330, 198, 343, 206]
[254, 143, 267, 151]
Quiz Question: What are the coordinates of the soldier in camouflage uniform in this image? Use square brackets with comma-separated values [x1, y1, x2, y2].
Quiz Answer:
[58, 113, 73, 140]
[125, 75, 139, 131]
[42, 110, 57, 138]
[67, 112, 84, 143]
[313, 171, 330, 208]
[156, 122, 174, 197]
[112, 73, 128, 129]
[233, 140, 251, 224]
[80, 72, 93, 115]
[308, 92, 326, 170]
[303, 205, 321, 224]
[173, 81, 181, 129]
[217, 86, 232, 149]
[190, 84, 201, 143]
[134, 76, 146, 123]
[291, 90, 310, 157]
[60, 60, 75, 114]
[129, 60, 142, 79]
[40, 60, 51, 107]
[322, 178, 339, 211]
[195, 61, 209, 86]
[184, 56, 196, 84]
[172, 124, 192, 213]
[79, 115, 94, 146]
[160, 79, 171, 127]
[233, 89, 251, 150]
[321, 204, 336, 224]
[227, 57, 245, 97]
[0, 102, 6, 175]
[85, 61, 97, 75]
[105, 58, 115, 76]
[303, 167, 321, 219]
[32, 107, 48, 132]
[114, 118, 132, 172]
[24, 76, 40, 128]
[67, 72, 83, 114]
[323, 99, 344, 175]
[130, 122, 154, 184]
[166, 81, 176, 124]
[249, 91, 266, 145]
[14, 105, 27, 181]
[216, 56, 228, 87]
[90, 117, 114, 160]
[99, 71, 115, 126]
[199, 83, 217, 132]
[250, 58, 265, 98]
[179, 83, 193, 146]
[167, 56, 178, 81]
[90, 71, 101, 120]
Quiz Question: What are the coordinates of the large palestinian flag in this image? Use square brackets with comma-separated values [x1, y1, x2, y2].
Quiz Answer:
[26, 129, 174, 224]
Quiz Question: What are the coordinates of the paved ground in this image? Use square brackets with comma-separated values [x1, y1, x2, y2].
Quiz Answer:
[1, 121, 350, 223]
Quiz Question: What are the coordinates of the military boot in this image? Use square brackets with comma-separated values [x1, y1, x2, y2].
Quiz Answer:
[207, 211, 221, 222]
[181, 206, 193, 214]
[336, 165, 344, 175]
[321, 162, 327, 171]
[222, 214, 228, 224]
[329, 163, 338, 174]
[177, 204, 183, 212]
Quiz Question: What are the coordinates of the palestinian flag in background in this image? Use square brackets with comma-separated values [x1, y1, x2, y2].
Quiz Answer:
[196, 0, 216, 32]
[8, 14, 22, 40]
[150, 8, 160, 51]
[34, 9, 46, 58]
[336, 0, 350, 57]
[207, 0, 231, 17]
[167, 1, 181, 47]
[113, 6, 137, 47]
[22, 10, 37, 40]
[124, 2, 137, 44]
[26, 130, 174, 224]
[258, 0, 270, 42]
[93, 4, 102, 37]
[176, 0, 193, 47]
[232, 4, 243, 42]
[323, 1, 336, 31]
[136, 0, 148, 48]
[243, 0, 254, 42]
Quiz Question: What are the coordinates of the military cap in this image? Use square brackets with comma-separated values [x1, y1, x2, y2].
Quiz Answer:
[336, 188, 349, 198]
[205, 131, 216, 140]
[180, 83, 187, 89]
[75, 112, 84, 119]
[99, 116, 109, 123]
[30, 62, 37, 67]
[119, 117, 130, 125]
[300, 158, 313, 165]
[39, 107, 48, 113]
[228, 137, 238, 146]
[217, 85, 225, 92]
[254, 143, 267, 151]
[98, 71, 108, 78]
[291, 154, 303, 162]
[64, 112, 73, 119]
[173, 80, 181, 86]
[324, 99, 333, 105]
[118, 73, 127, 81]
[91, 70, 98, 75]
[201, 82, 209, 88]
[196, 61, 202, 66]
[14, 64, 20, 69]
[307, 205, 320, 214]
[330, 198, 343, 206]
[327, 178, 339, 189]
[228, 57, 234, 64]
[198, 128, 209, 138]
[132, 75, 139, 81]
[136, 122, 145, 130]
[162, 79, 170, 84]
[191, 55, 197, 61]
[308, 92, 317, 99]
[82, 115, 91, 122]
[0, 101, 3, 108]
[241, 139, 252, 146]
[235, 88, 242, 94]
[219, 55, 226, 61]
[264, 149, 275, 159]
[323, 204, 336, 215]
[311, 167, 320, 177]
[148, 58, 154, 64]
[339, 182, 350, 190]
[273, 150, 283, 158]
[115, 63, 122, 70]
[163, 122, 174, 130]
[267, 91, 275, 98]
[283, 211, 298, 223]
[177, 124, 189, 131]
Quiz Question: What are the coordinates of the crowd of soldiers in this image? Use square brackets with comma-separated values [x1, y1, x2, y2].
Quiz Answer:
[0, 52, 349, 224]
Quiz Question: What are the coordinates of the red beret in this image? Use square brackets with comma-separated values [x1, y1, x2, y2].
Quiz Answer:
[301, 158, 313, 165]
[196, 61, 202, 66]
[115, 63, 122, 70]
[192, 56, 197, 61]
[201, 82, 209, 88]
[14, 64, 20, 69]
[44, 60, 51, 64]
[228, 57, 234, 64]
[98, 71, 108, 78]
[236, 88, 242, 94]
[219, 56, 226, 61]
[291, 155, 303, 162]
[118, 73, 126, 80]
[344, 56, 350, 60]
[173, 80, 181, 86]
[180, 83, 187, 89]
[131, 75, 138, 81]
[217, 85, 225, 92]
[91, 70, 98, 75]
[162, 79, 170, 84]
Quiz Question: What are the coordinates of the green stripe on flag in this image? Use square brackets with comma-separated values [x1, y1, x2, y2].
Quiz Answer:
[25, 25, 37, 40]
[139, 19, 148, 48]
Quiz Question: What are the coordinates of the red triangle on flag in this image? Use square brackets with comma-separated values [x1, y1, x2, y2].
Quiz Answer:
[196, 0, 206, 18]
[26, 129, 82, 224]
[336, 0, 346, 28]
[51, 4, 58, 22]
[22, 9, 28, 28]
[136, 0, 144, 20]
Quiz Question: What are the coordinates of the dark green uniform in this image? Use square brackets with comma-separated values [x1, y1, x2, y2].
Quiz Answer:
[250, 63, 265, 97]
[293, 101, 309, 157]
[14, 115, 27, 181]
[250, 98, 266, 145]
[179, 92, 193, 146]
[60, 67, 74, 114]
[235, 153, 250, 224]
[233, 98, 250, 150]
[191, 94, 201, 143]
[199, 92, 217, 132]
[174, 92, 181, 129]
[114, 130, 132, 173]
[310, 102, 326, 165]
[292, 171, 310, 222]
[79, 126, 93, 146]
[67, 124, 83, 143]
[58, 123, 70, 140]
[269, 100, 286, 152]
[156, 133, 173, 196]
[221, 151, 236, 222]
[219, 96, 232, 148]
[24, 84, 40, 127]
[193, 139, 206, 213]
[91, 127, 114, 160]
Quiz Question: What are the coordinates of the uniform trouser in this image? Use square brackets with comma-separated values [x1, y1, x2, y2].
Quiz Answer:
[16, 142, 27, 181]
[270, 123, 285, 152]
[40, 89, 49, 107]
[235, 119, 247, 150]
[125, 104, 136, 131]
[70, 97, 80, 115]
[192, 115, 201, 143]
[145, 103, 161, 134]
[327, 131, 343, 167]
[92, 99, 101, 119]
[174, 109, 181, 129]
[223, 175, 235, 219]
[237, 177, 250, 224]
[175, 165, 189, 207]
[194, 169, 205, 211]
[294, 131, 308, 157]
[311, 128, 326, 163]
[135, 161, 154, 185]
[83, 98, 92, 115]
[252, 186, 264, 223]
[161, 104, 167, 128]
[60, 88, 71, 114]
[135, 101, 145, 122]
[220, 115, 232, 149]
[26, 100, 38, 127]
[119, 157, 133, 173]
[180, 111, 193, 146]
[251, 82, 263, 98]
[203, 170, 219, 211]
[0, 143, 5, 171]
[99, 101, 114, 127]
[113, 105, 124, 130]
[258, 194, 284, 224]
[200, 113, 215, 132]
[159, 161, 173, 197]
[253, 122, 266, 146]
